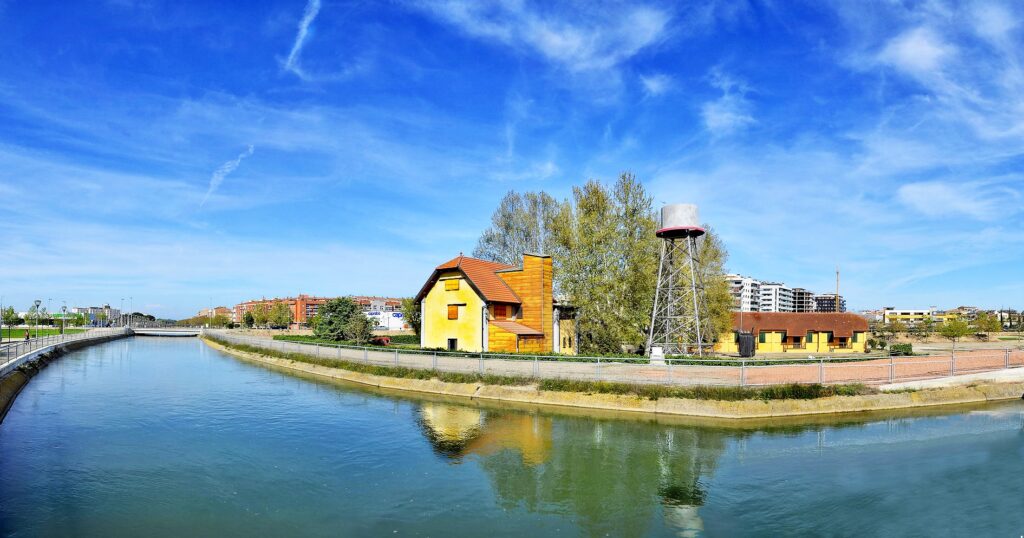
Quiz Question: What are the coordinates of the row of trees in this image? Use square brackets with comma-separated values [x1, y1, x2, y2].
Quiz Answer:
[239, 303, 293, 329]
[470, 173, 733, 354]
[2, 306, 89, 327]
[872, 313, 1005, 343]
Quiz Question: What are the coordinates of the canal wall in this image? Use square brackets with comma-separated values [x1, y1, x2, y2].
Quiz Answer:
[202, 337, 1024, 420]
[0, 330, 129, 423]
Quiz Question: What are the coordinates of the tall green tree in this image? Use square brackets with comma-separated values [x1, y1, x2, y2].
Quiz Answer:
[268, 302, 293, 328]
[2, 306, 18, 328]
[344, 314, 375, 345]
[473, 190, 560, 266]
[313, 297, 362, 341]
[242, 310, 255, 328]
[939, 319, 972, 354]
[545, 173, 731, 353]
[972, 312, 1001, 334]
[401, 297, 421, 336]
[251, 303, 270, 327]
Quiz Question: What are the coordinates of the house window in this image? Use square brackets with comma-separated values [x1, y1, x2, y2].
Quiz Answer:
[807, 332, 814, 343]
[853, 332, 861, 343]
[494, 305, 507, 319]
[447, 338, 458, 351]
[758, 331, 766, 343]
[445, 279, 460, 291]
[447, 305, 459, 320]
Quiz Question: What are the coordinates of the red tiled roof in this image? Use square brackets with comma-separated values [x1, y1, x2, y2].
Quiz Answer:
[489, 320, 544, 336]
[415, 255, 522, 304]
[732, 312, 868, 338]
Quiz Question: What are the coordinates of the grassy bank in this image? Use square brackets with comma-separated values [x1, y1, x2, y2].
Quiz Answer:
[210, 335, 877, 402]
[2, 328, 86, 339]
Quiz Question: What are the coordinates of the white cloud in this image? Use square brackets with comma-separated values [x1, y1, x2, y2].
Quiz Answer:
[201, 145, 254, 207]
[878, 27, 954, 75]
[412, 1, 670, 73]
[896, 180, 1020, 221]
[701, 69, 754, 136]
[639, 73, 672, 96]
[283, 0, 322, 79]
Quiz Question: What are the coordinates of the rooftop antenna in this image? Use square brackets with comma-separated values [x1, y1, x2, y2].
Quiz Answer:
[647, 204, 715, 360]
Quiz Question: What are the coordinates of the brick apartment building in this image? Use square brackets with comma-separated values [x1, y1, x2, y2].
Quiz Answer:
[233, 294, 408, 329]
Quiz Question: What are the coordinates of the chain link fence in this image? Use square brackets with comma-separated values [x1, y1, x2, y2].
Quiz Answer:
[0, 328, 129, 377]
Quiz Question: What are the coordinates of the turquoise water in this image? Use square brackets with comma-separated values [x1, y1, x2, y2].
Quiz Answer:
[1, 337, 1022, 537]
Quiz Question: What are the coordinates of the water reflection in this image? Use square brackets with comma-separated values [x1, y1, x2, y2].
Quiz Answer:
[417, 401, 726, 537]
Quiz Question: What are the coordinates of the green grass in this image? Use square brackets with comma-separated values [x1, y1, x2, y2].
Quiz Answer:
[1, 328, 86, 339]
[537, 379, 875, 401]
[997, 336, 1023, 341]
[211, 335, 877, 402]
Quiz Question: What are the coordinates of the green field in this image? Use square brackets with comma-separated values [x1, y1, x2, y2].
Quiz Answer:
[1, 328, 86, 340]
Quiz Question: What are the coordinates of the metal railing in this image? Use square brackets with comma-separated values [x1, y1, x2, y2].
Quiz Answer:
[0, 328, 129, 377]
[205, 331, 1024, 388]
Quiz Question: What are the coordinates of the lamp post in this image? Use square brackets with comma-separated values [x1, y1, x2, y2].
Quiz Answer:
[129, 296, 133, 328]
[47, 298, 52, 330]
[61, 303, 67, 335]
[120, 298, 124, 327]
[33, 299, 41, 338]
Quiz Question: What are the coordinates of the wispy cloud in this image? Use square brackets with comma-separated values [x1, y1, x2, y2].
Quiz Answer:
[896, 180, 1022, 221]
[201, 145, 254, 207]
[639, 73, 672, 96]
[411, 1, 670, 73]
[701, 69, 754, 136]
[283, 0, 322, 79]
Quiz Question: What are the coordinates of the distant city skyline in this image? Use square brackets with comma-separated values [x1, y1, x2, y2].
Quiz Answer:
[1, 1, 1021, 318]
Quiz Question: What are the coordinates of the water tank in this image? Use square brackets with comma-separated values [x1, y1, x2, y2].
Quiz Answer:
[656, 204, 705, 238]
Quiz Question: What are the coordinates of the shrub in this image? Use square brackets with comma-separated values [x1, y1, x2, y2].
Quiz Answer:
[890, 343, 913, 356]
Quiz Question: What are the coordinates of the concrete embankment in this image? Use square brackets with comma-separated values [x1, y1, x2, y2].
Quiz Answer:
[0, 333, 128, 423]
[202, 338, 1024, 420]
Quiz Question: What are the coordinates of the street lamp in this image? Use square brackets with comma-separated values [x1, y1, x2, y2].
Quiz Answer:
[120, 298, 124, 327]
[33, 299, 41, 338]
[130, 296, 133, 328]
[61, 303, 67, 335]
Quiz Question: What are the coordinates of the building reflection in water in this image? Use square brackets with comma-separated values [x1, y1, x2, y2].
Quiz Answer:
[416, 401, 725, 537]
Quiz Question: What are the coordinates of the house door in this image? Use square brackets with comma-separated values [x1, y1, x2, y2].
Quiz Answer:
[447, 338, 457, 351]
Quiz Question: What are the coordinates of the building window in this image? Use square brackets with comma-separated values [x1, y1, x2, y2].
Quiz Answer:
[494, 305, 507, 319]
[445, 279, 460, 291]
[447, 305, 459, 320]
[852, 332, 860, 343]
[807, 332, 814, 343]
[758, 331, 766, 344]
[447, 338, 458, 351]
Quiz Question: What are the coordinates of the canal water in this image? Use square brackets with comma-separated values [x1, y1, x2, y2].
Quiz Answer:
[1, 337, 1022, 537]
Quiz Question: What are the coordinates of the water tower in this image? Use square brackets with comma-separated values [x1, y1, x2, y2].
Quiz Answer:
[647, 204, 715, 359]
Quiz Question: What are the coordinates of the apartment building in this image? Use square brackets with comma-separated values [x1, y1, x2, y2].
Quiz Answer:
[759, 283, 795, 313]
[792, 288, 815, 313]
[725, 274, 761, 312]
[813, 294, 847, 313]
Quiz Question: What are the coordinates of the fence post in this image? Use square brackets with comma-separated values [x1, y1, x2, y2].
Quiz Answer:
[364, 348, 368, 363]
[432, 351, 437, 370]
[740, 359, 746, 387]
[533, 356, 538, 378]
[1005, 348, 1010, 369]
[596, 357, 601, 380]
[479, 354, 484, 375]
[316, 343, 320, 358]
[668, 358, 673, 383]
[819, 358, 824, 384]
[889, 355, 895, 383]
[394, 349, 399, 367]
[950, 352, 955, 376]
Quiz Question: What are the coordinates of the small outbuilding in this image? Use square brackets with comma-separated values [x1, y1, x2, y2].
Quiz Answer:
[715, 312, 869, 354]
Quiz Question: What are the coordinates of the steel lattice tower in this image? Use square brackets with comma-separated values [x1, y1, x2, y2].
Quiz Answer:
[647, 205, 715, 358]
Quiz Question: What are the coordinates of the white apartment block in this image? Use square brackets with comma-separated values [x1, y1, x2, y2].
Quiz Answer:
[760, 283, 795, 312]
[725, 274, 761, 312]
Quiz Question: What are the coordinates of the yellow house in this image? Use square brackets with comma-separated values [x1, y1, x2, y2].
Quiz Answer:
[715, 312, 869, 354]
[415, 253, 576, 354]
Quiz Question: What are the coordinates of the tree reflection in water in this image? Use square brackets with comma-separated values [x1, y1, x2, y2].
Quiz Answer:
[416, 401, 727, 537]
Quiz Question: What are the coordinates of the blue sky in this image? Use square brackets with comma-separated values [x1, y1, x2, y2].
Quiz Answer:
[1, 0, 1022, 318]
